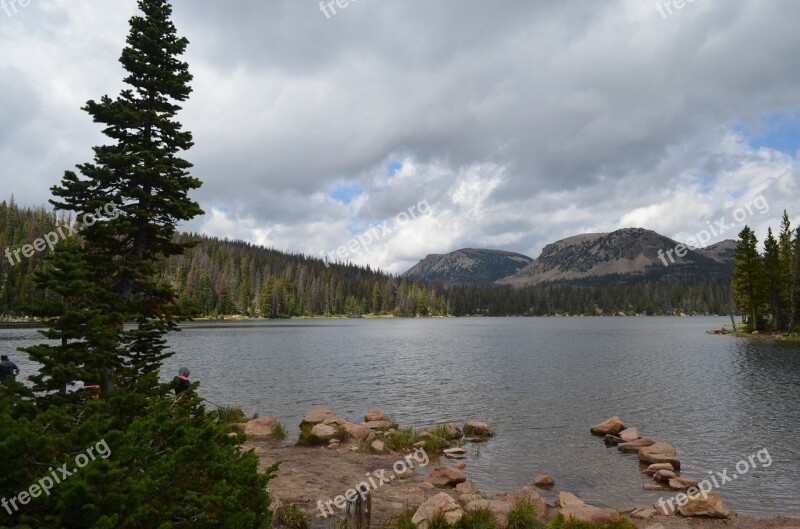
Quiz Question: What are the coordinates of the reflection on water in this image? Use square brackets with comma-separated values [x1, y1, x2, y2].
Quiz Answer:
[2, 317, 798, 517]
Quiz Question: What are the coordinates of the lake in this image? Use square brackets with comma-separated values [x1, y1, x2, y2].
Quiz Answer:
[3, 317, 799, 517]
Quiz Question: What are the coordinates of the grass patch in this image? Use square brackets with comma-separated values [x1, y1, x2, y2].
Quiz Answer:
[384, 428, 419, 451]
[545, 513, 635, 529]
[272, 422, 287, 441]
[428, 513, 454, 529]
[428, 425, 460, 442]
[507, 502, 545, 529]
[210, 406, 247, 425]
[295, 423, 349, 446]
[275, 504, 310, 529]
[376, 507, 417, 529]
[455, 508, 497, 529]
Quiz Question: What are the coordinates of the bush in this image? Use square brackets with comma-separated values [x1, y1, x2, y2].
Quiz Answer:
[272, 422, 287, 441]
[376, 507, 417, 529]
[275, 504, 310, 529]
[546, 513, 636, 529]
[455, 507, 497, 529]
[507, 501, 545, 529]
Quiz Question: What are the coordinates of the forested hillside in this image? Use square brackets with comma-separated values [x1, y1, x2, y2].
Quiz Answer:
[2, 199, 732, 318]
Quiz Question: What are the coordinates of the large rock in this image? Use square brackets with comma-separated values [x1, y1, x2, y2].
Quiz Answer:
[455, 480, 478, 494]
[444, 422, 463, 439]
[338, 420, 370, 440]
[371, 440, 385, 452]
[618, 437, 656, 453]
[244, 416, 277, 437]
[653, 469, 677, 483]
[556, 492, 584, 509]
[618, 428, 640, 442]
[465, 500, 513, 528]
[677, 492, 730, 519]
[590, 416, 626, 436]
[428, 467, 467, 487]
[507, 486, 547, 516]
[412, 493, 464, 529]
[668, 477, 700, 490]
[363, 420, 396, 430]
[301, 408, 337, 427]
[643, 463, 674, 475]
[310, 423, 337, 440]
[364, 409, 390, 422]
[560, 506, 620, 525]
[463, 421, 494, 438]
[534, 475, 555, 488]
[639, 442, 681, 469]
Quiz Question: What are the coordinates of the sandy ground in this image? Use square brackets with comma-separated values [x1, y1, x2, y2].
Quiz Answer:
[244, 437, 800, 529]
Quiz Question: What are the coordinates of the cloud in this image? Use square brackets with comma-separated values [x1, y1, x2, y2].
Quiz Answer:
[1, 0, 799, 272]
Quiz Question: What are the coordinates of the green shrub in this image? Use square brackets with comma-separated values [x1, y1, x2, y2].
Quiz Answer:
[456, 507, 497, 529]
[376, 507, 417, 529]
[546, 513, 636, 529]
[384, 429, 419, 451]
[272, 422, 287, 441]
[212, 405, 247, 425]
[275, 503, 310, 529]
[428, 513, 454, 529]
[507, 501, 545, 529]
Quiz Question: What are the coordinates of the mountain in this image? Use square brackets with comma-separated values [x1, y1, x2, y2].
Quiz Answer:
[401, 248, 533, 285]
[497, 228, 735, 287]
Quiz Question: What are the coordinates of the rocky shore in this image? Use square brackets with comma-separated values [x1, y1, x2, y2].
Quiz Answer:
[233, 408, 800, 529]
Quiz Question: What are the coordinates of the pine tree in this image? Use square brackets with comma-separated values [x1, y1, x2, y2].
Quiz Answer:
[49, 0, 203, 392]
[733, 226, 764, 331]
[763, 228, 782, 331]
[778, 211, 795, 332]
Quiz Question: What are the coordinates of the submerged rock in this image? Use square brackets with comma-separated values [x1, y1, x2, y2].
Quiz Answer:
[534, 475, 555, 488]
[463, 421, 494, 438]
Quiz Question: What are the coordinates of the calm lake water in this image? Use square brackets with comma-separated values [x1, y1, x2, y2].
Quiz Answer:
[3, 317, 799, 517]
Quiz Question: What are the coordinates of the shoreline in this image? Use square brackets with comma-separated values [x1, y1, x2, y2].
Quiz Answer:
[234, 410, 800, 529]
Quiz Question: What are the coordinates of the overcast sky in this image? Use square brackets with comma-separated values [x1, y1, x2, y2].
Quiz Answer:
[1, 0, 799, 273]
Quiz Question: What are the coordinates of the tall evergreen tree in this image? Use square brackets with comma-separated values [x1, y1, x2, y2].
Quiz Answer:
[763, 228, 782, 331]
[733, 226, 763, 331]
[48, 0, 203, 393]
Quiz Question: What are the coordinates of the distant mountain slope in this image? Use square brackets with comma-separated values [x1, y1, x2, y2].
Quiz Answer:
[402, 248, 532, 285]
[497, 228, 734, 287]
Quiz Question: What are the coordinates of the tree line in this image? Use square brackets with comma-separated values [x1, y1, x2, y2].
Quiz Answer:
[733, 211, 800, 333]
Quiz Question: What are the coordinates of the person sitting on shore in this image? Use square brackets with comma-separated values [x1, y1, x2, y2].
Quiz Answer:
[0, 355, 20, 385]
[173, 367, 191, 395]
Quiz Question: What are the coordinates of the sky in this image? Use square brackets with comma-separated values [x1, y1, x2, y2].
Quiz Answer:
[1, 0, 799, 274]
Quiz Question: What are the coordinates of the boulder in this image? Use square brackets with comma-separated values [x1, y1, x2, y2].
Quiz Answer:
[560, 506, 620, 525]
[643, 462, 674, 475]
[338, 420, 370, 440]
[310, 423, 337, 441]
[590, 416, 626, 436]
[465, 500, 513, 528]
[301, 408, 337, 427]
[427, 467, 467, 487]
[455, 480, 478, 494]
[653, 469, 677, 483]
[460, 493, 483, 504]
[444, 422, 463, 439]
[507, 486, 547, 515]
[556, 492, 584, 509]
[618, 437, 656, 453]
[668, 477, 700, 491]
[653, 500, 676, 516]
[631, 507, 657, 519]
[619, 428, 640, 442]
[244, 416, 278, 437]
[363, 420, 396, 430]
[364, 408, 390, 422]
[463, 421, 494, 438]
[444, 448, 467, 459]
[534, 475, 555, 488]
[412, 493, 464, 529]
[371, 440, 385, 452]
[639, 442, 681, 469]
[603, 434, 624, 446]
[676, 492, 730, 519]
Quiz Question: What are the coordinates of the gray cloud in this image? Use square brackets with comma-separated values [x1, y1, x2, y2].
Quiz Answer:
[1, 0, 799, 272]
